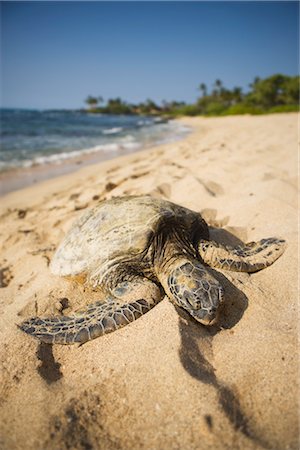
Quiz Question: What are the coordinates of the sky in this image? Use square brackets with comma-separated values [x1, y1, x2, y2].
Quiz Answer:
[1, 1, 299, 109]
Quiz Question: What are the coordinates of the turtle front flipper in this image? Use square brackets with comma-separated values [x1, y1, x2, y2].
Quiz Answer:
[19, 279, 163, 345]
[198, 237, 286, 273]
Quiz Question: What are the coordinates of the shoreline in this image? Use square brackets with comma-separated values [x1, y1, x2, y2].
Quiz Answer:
[0, 118, 193, 200]
[0, 118, 190, 196]
[0, 142, 141, 197]
[0, 113, 298, 450]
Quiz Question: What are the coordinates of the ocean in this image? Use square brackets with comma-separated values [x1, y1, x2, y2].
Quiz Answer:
[0, 109, 190, 172]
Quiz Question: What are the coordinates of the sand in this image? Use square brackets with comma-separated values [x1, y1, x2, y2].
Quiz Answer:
[0, 113, 298, 450]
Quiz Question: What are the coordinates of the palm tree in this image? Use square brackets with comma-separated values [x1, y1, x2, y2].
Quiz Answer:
[199, 83, 207, 97]
[211, 79, 223, 97]
[232, 87, 243, 103]
[85, 96, 98, 110]
[214, 79, 223, 94]
[249, 77, 261, 89]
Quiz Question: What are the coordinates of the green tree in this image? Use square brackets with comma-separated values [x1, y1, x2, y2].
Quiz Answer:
[85, 95, 98, 109]
[199, 83, 207, 97]
[249, 76, 261, 89]
[139, 99, 160, 114]
[212, 79, 223, 96]
[246, 74, 293, 107]
[282, 76, 299, 104]
[232, 87, 243, 103]
[106, 98, 132, 114]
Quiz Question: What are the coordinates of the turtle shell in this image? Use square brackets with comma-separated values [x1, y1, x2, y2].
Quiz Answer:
[50, 196, 208, 277]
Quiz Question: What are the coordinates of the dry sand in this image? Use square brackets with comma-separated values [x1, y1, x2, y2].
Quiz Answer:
[0, 113, 298, 450]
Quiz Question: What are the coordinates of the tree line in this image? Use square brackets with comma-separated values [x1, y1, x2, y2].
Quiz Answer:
[84, 74, 299, 117]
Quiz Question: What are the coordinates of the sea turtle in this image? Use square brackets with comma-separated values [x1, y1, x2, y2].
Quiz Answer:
[20, 195, 286, 345]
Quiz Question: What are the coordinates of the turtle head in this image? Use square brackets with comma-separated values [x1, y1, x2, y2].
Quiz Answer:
[164, 260, 224, 325]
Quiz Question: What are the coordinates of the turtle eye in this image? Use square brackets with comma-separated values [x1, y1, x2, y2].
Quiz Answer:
[199, 240, 210, 252]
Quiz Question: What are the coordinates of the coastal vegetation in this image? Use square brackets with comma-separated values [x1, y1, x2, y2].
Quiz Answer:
[85, 74, 299, 117]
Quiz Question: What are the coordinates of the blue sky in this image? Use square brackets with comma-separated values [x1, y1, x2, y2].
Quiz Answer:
[1, 1, 299, 109]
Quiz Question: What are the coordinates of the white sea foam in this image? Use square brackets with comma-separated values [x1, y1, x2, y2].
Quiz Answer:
[137, 119, 152, 126]
[102, 127, 123, 135]
[120, 142, 141, 151]
[0, 113, 192, 172]
[14, 142, 122, 168]
[120, 134, 135, 142]
[1, 139, 142, 171]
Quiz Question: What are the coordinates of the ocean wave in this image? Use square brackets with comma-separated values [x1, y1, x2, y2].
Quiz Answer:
[120, 142, 141, 151]
[102, 127, 123, 135]
[137, 119, 152, 126]
[33, 143, 122, 165]
[120, 134, 135, 142]
[0, 142, 124, 171]
[0, 112, 191, 172]
[0, 138, 143, 171]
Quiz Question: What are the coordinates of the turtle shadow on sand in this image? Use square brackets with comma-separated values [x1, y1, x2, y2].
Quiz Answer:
[36, 342, 63, 384]
[176, 227, 271, 449]
[191, 225, 253, 331]
[208, 225, 248, 248]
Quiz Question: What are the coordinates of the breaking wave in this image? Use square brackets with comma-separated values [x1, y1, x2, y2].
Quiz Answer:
[0, 110, 191, 172]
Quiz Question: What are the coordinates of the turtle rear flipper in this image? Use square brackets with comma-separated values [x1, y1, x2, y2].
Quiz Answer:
[198, 237, 287, 273]
[19, 279, 163, 345]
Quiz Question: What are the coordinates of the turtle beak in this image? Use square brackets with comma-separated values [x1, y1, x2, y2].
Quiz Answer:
[189, 306, 219, 326]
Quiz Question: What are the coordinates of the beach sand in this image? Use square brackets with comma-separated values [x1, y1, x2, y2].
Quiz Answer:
[0, 113, 298, 450]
